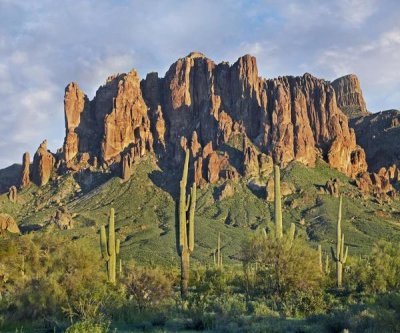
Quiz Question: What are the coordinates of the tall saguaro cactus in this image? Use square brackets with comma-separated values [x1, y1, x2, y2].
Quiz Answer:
[331, 195, 348, 288]
[274, 165, 283, 239]
[215, 232, 223, 268]
[179, 149, 197, 298]
[318, 244, 323, 273]
[100, 208, 120, 284]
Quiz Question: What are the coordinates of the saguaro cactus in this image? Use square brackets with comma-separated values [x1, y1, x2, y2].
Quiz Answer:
[215, 232, 223, 268]
[318, 244, 323, 273]
[331, 195, 348, 288]
[273, 165, 295, 242]
[179, 148, 197, 298]
[274, 165, 283, 239]
[100, 208, 120, 284]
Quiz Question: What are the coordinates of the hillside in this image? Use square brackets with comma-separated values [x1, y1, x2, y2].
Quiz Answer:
[0, 52, 399, 264]
[2, 144, 400, 266]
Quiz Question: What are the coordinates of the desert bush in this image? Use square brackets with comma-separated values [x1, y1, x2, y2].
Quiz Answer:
[0, 234, 109, 328]
[347, 241, 400, 293]
[122, 263, 173, 311]
[241, 232, 325, 316]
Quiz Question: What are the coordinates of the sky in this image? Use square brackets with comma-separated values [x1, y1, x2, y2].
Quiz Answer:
[1, 0, 400, 168]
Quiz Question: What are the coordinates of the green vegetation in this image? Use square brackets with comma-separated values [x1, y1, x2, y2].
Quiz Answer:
[1, 149, 400, 331]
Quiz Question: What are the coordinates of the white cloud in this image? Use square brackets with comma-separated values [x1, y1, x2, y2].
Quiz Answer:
[337, 0, 377, 25]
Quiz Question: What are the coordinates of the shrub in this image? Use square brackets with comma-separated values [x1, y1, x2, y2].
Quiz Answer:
[122, 263, 173, 311]
[241, 232, 325, 316]
[348, 241, 400, 293]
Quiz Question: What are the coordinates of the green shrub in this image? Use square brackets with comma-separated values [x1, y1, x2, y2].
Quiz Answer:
[241, 232, 325, 316]
[348, 241, 400, 293]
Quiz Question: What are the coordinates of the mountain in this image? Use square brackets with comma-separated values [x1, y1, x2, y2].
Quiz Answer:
[1, 52, 400, 264]
[350, 109, 400, 171]
[21, 52, 368, 190]
[332, 74, 369, 119]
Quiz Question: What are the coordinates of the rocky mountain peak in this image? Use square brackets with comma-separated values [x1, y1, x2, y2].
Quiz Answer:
[332, 74, 368, 118]
[14, 52, 370, 188]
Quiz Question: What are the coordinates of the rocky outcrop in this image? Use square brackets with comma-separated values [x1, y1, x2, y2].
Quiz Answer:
[0, 213, 20, 234]
[355, 165, 399, 197]
[332, 74, 368, 118]
[63, 82, 89, 162]
[8, 186, 17, 202]
[243, 138, 273, 178]
[101, 70, 153, 162]
[152, 53, 366, 177]
[121, 152, 134, 181]
[266, 177, 295, 202]
[350, 109, 400, 171]
[11, 52, 369, 190]
[217, 182, 235, 201]
[20, 152, 30, 188]
[32, 140, 55, 186]
[49, 209, 73, 230]
[324, 178, 340, 197]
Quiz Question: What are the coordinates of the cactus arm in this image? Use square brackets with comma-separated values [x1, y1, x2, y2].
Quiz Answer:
[185, 194, 191, 212]
[100, 226, 110, 261]
[340, 233, 345, 262]
[188, 183, 196, 252]
[182, 149, 189, 188]
[116, 239, 120, 255]
[179, 180, 187, 253]
[343, 246, 348, 263]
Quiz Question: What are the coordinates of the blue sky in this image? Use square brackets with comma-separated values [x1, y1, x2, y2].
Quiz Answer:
[1, 0, 400, 168]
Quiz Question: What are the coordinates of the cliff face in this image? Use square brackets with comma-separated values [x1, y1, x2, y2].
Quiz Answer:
[16, 52, 369, 188]
[332, 74, 368, 119]
[350, 109, 400, 171]
[140, 53, 366, 178]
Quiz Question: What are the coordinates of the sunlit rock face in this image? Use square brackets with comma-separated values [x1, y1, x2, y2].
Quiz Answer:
[20, 52, 368, 188]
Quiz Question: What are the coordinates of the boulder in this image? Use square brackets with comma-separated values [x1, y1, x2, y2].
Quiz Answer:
[0, 214, 20, 234]
[8, 186, 17, 202]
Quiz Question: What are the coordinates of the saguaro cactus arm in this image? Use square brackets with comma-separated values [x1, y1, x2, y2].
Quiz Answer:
[188, 183, 196, 252]
[100, 226, 110, 261]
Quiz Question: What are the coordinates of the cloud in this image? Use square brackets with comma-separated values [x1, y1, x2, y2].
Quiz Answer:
[0, 0, 400, 168]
